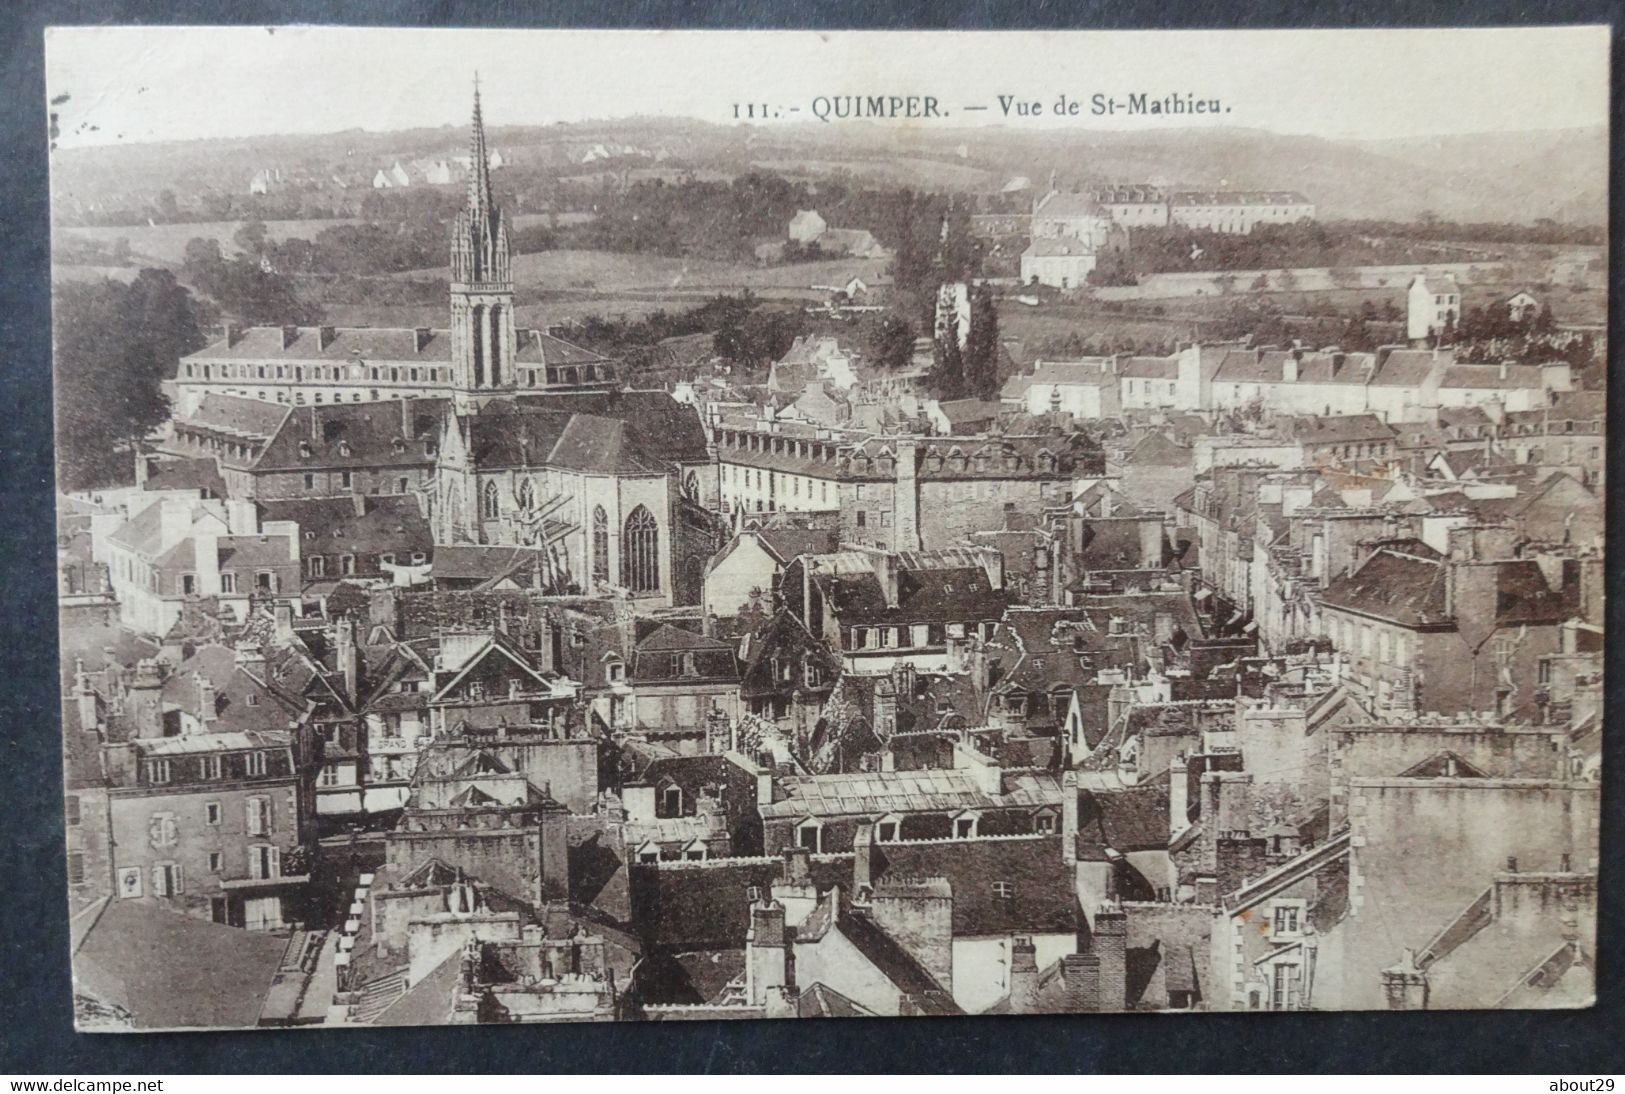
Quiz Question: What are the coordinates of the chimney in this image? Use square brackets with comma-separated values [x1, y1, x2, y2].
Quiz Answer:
[223, 322, 242, 348]
[368, 585, 398, 633]
[869, 877, 955, 992]
[1282, 353, 1299, 384]
[73, 661, 99, 733]
[538, 798, 569, 902]
[871, 552, 900, 609]
[273, 601, 295, 643]
[352, 492, 367, 518]
[746, 899, 790, 1003]
[335, 617, 358, 703]
[1059, 953, 1102, 1012]
[317, 325, 337, 351]
[281, 325, 300, 350]
[126, 659, 166, 740]
[414, 327, 433, 354]
[197, 673, 217, 725]
[1090, 904, 1128, 1012]
[1008, 936, 1039, 1013]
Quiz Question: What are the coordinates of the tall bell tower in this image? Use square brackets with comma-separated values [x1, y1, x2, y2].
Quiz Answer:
[450, 79, 516, 413]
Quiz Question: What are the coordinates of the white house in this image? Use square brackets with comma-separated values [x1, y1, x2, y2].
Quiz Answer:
[1505, 289, 1541, 323]
[1020, 239, 1099, 289]
[788, 209, 828, 244]
[1407, 274, 1461, 342]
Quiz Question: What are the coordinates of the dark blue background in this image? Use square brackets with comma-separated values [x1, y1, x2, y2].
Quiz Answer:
[3, 1, 1621, 1073]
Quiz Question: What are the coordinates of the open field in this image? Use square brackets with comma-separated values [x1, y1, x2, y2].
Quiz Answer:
[749, 157, 997, 190]
[55, 219, 361, 266]
[396, 248, 889, 295]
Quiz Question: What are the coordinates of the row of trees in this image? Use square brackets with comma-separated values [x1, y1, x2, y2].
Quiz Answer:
[930, 283, 1001, 401]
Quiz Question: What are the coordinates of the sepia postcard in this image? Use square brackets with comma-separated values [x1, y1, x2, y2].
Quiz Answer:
[47, 25, 1606, 1030]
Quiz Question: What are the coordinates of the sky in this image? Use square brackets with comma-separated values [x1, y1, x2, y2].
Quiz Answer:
[45, 25, 1610, 150]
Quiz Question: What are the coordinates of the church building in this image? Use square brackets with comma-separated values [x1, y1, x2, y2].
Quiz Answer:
[427, 91, 720, 607]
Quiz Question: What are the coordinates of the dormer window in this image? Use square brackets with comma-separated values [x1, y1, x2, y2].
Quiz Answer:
[298, 442, 312, 459]
[337, 441, 352, 457]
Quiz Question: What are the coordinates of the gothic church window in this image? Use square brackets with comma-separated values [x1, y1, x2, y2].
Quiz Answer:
[592, 506, 610, 584]
[621, 505, 660, 593]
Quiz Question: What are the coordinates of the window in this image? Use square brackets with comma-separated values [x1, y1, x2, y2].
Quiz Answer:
[203, 755, 222, 780]
[145, 759, 172, 785]
[205, 801, 222, 826]
[992, 881, 1016, 899]
[220, 573, 237, 594]
[303, 473, 315, 490]
[208, 851, 223, 873]
[1271, 901, 1304, 938]
[65, 795, 80, 827]
[1271, 963, 1300, 1010]
[246, 796, 271, 837]
[255, 571, 276, 594]
[340, 554, 356, 576]
[662, 786, 683, 815]
[606, 660, 625, 684]
[482, 481, 500, 520]
[181, 573, 197, 596]
[307, 555, 326, 578]
[1034, 811, 1056, 835]
[955, 813, 978, 838]
[319, 764, 340, 788]
[621, 506, 660, 593]
[246, 751, 267, 777]
[877, 820, 898, 842]
[151, 862, 184, 897]
[67, 852, 85, 885]
[340, 471, 353, 490]
[592, 506, 610, 585]
[797, 820, 823, 853]
[250, 845, 280, 880]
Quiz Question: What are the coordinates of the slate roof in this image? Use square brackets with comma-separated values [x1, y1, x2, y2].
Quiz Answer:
[1170, 189, 1310, 206]
[259, 495, 431, 557]
[177, 393, 291, 439]
[1119, 356, 1178, 379]
[1075, 784, 1171, 859]
[254, 399, 447, 472]
[869, 834, 1078, 937]
[513, 391, 710, 466]
[142, 458, 226, 496]
[1320, 549, 1570, 629]
[1371, 348, 1442, 388]
[755, 527, 839, 565]
[762, 769, 991, 820]
[183, 325, 606, 368]
[1024, 238, 1099, 258]
[1032, 192, 1110, 220]
[807, 550, 1009, 626]
[1439, 363, 1544, 390]
[72, 899, 288, 1030]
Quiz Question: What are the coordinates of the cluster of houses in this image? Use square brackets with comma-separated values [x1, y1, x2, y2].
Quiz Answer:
[59, 94, 1599, 1028]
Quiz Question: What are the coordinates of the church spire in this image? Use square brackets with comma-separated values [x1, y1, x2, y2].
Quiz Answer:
[451, 77, 509, 287]
[449, 79, 514, 413]
[467, 74, 495, 218]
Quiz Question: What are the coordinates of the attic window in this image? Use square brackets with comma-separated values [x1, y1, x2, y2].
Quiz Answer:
[992, 881, 1015, 899]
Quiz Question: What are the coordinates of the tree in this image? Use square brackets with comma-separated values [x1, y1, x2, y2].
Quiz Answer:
[861, 312, 915, 371]
[930, 326, 965, 400]
[54, 269, 204, 490]
[233, 218, 269, 257]
[962, 282, 1001, 401]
